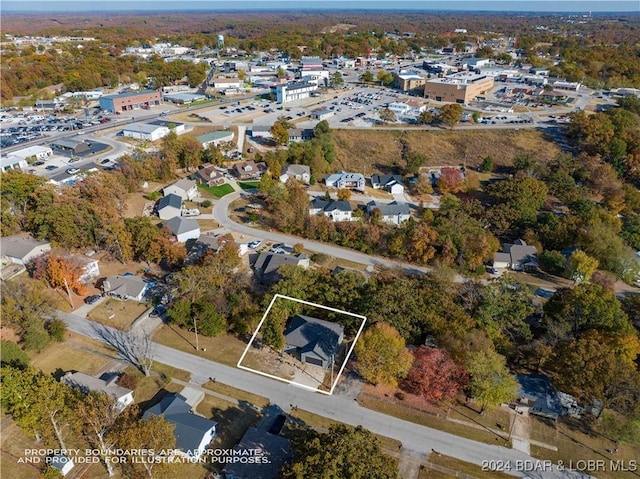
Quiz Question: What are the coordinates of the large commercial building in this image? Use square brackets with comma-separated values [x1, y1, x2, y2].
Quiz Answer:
[423, 72, 494, 104]
[274, 81, 318, 104]
[392, 70, 426, 93]
[99, 90, 162, 113]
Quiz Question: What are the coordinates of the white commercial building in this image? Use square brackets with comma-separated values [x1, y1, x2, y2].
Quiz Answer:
[122, 123, 170, 141]
[274, 81, 318, 104]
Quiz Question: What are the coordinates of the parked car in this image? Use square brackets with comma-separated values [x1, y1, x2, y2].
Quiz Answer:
[65, 167, 80, 175]
[45, 165, 58, 171]
[85, 294, 102, 305]
[100, 158, 111, 165]
[248, 240, 262, 249]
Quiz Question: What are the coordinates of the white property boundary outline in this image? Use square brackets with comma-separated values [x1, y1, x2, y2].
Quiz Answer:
[237, 293, 367, 396]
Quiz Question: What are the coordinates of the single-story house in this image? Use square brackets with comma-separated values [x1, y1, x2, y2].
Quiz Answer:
[280, 164, 311, 184]
[0, 235, 51, 265]
[66, 254, 100, 283]
[222, 426, 293, 479]
[250, 252, 310, 283]
[492, 239, 538, 271]
[193, 164, 226, 186]
[61, 371, 134, 412]
[161, 216, 201, 243]
[163, 178, 199, 201]
[288, 128, 314, 143]
[156, 193, 183, 220]
[186, 235, 234, 263]
[122, 123, 170, 141]
[143, 393, 217, 459]
[370, 174, 405, 195]
[324, 171, 365, 192]
[197, 130, 234, 148]
[103, 274, 150, 302]
[365, 201, 411, 225]
[233, 160, 263, 180]
[284, 314, 344, 368]
[308, 198, 353, 222]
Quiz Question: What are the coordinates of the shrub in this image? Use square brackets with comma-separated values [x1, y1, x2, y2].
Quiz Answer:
[201, 199, 212, 208]
[0, 340, 30, 369]
[46, 318, 67, 342]
[117, 372, 139, 390]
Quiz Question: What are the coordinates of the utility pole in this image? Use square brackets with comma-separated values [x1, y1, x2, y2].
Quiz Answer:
[193, 316, 199, 351]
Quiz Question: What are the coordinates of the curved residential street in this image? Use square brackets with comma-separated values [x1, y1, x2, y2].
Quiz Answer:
[59, 312, 588, 479]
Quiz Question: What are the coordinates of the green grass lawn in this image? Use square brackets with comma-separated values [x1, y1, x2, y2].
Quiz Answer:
[237, 181, 260, 190]
[198, 183, 235, 198]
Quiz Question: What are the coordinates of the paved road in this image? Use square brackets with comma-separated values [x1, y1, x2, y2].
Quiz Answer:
[60, 312, 586, 479]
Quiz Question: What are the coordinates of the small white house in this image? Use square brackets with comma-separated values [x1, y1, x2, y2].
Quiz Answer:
[156, 193, 183, 220]
[0, 235, 51, 265]
[371, 174, 405, 194]
[48, 454, 74, 476]
[280, 164, 311, 184]
[103, 275, 150, 302]
[62, 371, 134, 412]
[161, 216, 201, 243]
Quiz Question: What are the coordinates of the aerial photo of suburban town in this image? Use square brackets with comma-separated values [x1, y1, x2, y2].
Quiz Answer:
[1, 0, 639, 478]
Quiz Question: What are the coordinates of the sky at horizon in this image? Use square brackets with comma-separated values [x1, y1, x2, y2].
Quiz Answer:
[1, 0, 639, 13]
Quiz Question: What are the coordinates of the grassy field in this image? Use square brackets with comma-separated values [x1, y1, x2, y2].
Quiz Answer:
[196, 395, 262, 451]
[198, 183, 235, 198]
[29, 337, 113, 376]
[124, 362, 191, 405]
[86, 298, 149, 331]
[202, 380, 270, 409]
[426, 454, 516, 479]
[152, 324, 251, 367]
[357, 393, 511, 447]
[332, 128, 562, 173]
[196, 218, 219, 230]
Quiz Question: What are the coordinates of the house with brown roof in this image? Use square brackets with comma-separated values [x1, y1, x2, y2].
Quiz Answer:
[193, 164, 226, 186]
[233, 160, 265, 180]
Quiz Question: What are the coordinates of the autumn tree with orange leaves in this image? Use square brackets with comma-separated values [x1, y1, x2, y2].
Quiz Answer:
[31, 254, 87, 295]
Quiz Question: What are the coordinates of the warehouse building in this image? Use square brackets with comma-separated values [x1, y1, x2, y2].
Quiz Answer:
[99, 90, 163, 113]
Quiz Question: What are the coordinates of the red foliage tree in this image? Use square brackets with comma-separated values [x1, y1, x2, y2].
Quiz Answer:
[402, 346, 469, 402]
[437, 167, 464, 194]
[31, 254, 87, 295]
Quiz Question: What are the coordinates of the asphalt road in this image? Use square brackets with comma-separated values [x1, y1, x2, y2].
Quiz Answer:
[60, 312, 587, 479]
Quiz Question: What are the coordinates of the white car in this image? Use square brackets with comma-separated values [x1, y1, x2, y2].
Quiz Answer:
[248, 240, 262, 249]
[65, 167, 80, 175]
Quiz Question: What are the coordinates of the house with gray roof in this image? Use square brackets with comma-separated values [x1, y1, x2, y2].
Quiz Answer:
[284, 315, 344, 368]
[250, 252, 309, 284]
[366, 201, 411, 225]
[280, 164, 311, 184]
[308, 198, 353, 222]
[161, 216, 200, 243]
[103, 274, 149, 302]
[62, 371, 134, 412]
[143, 393, 217, 459]
[162, 178, 198, 201]
[223, 427, 293, 479]
[370, 174, 405, 194]
[324, 171, 365, 192]
[0, 235, 51, 266]
[156, 193, 182, 219]
[492, 239, 538, 271]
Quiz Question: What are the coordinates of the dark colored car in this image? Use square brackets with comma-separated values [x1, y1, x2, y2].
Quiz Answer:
[85, 294, 102, 305]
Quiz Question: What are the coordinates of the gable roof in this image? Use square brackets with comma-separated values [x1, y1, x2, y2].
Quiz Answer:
[223, 427, 293, 479]
[323, 200, 352, 213]
[104, 275, 148, 298]
[367, 200, 410, 217]
[196, 131, 233, 144]
[251, 252, 308, 276]
[0, 235, 50, 260]
[282, 164, 311, 176]
[157, 193, 182, 210]
[371, 174, 404, 188]
[161, 216, 200, 236]
[62, 371, 132, 401]
[168, 178, 197, 193]
[309, 197, 329, 210]
[284, 314, 344, 361]
[143, 393, 217, 452]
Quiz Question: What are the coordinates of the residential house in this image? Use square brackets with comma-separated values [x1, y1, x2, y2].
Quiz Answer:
[161, 216, 201, 243]
[284, 314, 344, 368]
[280, 164, 311, 184]
[48, 454, 74, 477]
[288, 128, 314, 143]
[250, 252, 310, 284]
[0, 235, 51, 265]
[66, 254, 100, 283]
[492, 239, 538, 271]
[233, 160, 263, 180]
[61, 371, 134, 412]
[324, 171, 365, 192]
[186, 235, 233, 263]
[308, 198, 353, 222]
[366, 201, 411, 225]
[162, 178, 198, 201]
[223, 427, 293, 479]
[156, 193, 182, 220]
[193, 164, 226, 186]
[370, 174, 405, 194]
[196, 130, 234, 148]
[143, 393, 217, 459]
[103, 274, 149, 302]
